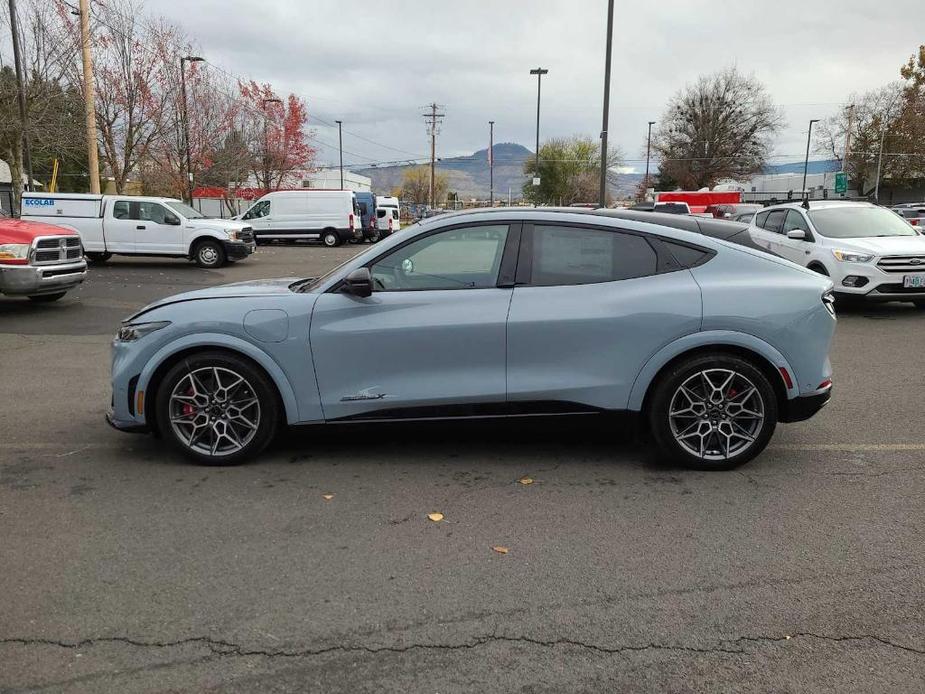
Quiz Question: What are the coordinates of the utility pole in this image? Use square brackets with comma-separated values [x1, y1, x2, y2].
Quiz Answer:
[644, 121, 655, 200]
[261, 97, 282, 192]
[802, 119, 819, 201]
[422, 103, 445, 208]
[599, 0, 614, 208]
[488, 120, 494, 207]
[76, 0, 100, 194]
[8, 0, 33, 196]
[335, 120, 344, 189]
[180, 55, 203, 205]
[873, 94, 900, 203]
[529, 68, 548, 206]
[843, 103, 855, 183]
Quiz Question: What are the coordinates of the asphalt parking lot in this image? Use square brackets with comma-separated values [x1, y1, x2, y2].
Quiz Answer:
[1, 244, 924, 693]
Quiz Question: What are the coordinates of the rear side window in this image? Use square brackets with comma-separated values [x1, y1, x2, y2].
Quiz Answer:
[663, 241, 712, 268]
[525, 225, 658, 286]
[112, 201, 131, 219]
[754, 210, 769, 228]
[764, 210, 787, 233]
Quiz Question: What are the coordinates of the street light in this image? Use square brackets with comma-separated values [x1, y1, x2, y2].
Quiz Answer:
[529, 67, 548, 206]
[179, 55, 204, 205]
[599, 0, 615, 208]
[644, 121, 656, 200]
[801, 119, 820, 202]
[334, 120, 344, 189]
[488, 120, 494, 207]
[261, 97, 282, 192]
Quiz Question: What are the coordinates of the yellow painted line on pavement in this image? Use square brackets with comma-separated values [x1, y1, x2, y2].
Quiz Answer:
[771, 443, 925, 451]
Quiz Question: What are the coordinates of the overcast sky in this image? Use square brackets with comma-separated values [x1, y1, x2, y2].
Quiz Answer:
[151, 0, 924, 172]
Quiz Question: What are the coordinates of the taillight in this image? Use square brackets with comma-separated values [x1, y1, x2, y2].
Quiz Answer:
[349, 213, 354, 228]
[388, 217, 393, 231]
[778, 366, 794, 390]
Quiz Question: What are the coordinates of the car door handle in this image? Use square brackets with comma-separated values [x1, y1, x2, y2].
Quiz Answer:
[136, 225, 146, 230]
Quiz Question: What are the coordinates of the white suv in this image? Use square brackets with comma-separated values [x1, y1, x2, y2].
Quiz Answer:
[749, 201, 925, 305]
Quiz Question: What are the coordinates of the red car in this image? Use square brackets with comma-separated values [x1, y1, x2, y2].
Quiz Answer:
[0, 217, 87, 302]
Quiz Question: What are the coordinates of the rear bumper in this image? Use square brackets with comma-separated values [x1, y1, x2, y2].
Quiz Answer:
[780, 386, 832, 423]
[223, 240, 256, 260]
[0, 259, 87, 296]
[341, 227, 363, 242]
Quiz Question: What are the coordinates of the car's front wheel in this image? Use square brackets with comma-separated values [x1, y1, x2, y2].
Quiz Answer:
[193, 240, 226, 268]
[156, 351, 279, 465]
[322, 230, 341, 247]
[649, 354, 777, 470]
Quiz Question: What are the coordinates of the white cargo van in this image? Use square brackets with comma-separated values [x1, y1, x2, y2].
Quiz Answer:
[236, 190, 363, 246]
[21, 193, 255, 268]
[376, 196, 401, 234]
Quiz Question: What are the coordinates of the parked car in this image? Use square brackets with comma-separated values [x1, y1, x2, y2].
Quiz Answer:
[376, 196, 401, 234]
[892, 206, 925, 227]
[107, 208, 835, 470]
[236, 190, 363, 247]
[21, 193, 254, 268]
[0, 217, 87, 302]
[749, 200, 925, 305]
[354, 191, 381, 242]
[705, 203, 761, 220]
[630, 201, 691, 215]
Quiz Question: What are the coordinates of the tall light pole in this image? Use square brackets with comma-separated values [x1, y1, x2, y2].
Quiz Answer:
[179, 56, 204, 204]
[75, 0, 100, 194]
[488, 120, 494, 207]
[529, 67, 548, 206]
[7, 0, 33, 196]
[598, 0, 615, 208]
[261, 97, 282, 192]
[334, 120, 344, 189]
[644, 121, 655, 200]
[801, 119, 819, 201]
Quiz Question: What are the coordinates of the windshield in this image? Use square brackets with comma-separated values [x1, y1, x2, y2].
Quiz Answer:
[165, 201, 206, 219]
[808, 206, 917, 238]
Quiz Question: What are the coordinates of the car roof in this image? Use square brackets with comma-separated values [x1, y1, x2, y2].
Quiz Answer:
[761, 200, 874, 212]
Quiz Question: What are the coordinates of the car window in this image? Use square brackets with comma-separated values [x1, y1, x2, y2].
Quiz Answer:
[808, 206, 918, 238]
[370, 224, 509, 291]
[243, 200, 270, 220]
[527, 225, 658, 286]
[754, 210, 769, 228]
[782, 210, 810, 233]
[377, 209, 387, 219]
[136, 202, 173, 224]
[764, 210, 788, 233]
[113, 201, 131, 220]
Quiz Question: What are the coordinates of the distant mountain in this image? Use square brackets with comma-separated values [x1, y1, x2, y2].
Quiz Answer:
[356, 143, 533, 200]
[763, 159, 842, 175]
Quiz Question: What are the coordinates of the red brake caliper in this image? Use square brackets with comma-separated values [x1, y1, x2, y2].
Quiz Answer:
[183, 387, 195, 417]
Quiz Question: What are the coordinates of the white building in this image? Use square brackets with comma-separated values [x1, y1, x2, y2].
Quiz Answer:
[299, 168, 371, 192]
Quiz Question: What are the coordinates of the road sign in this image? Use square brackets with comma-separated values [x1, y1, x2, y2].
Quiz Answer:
[835, 171, 847, 194]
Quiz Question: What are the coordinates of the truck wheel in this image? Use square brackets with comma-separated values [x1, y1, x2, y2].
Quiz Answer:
[156, 351, 279, 465]
[366, 228, 381, 243]
[86, 252, 112, 264]
[193, 240, 226, 268]
[322, 230, 341, 247]
[27, 292, 67, 303]
[648, 354, 777, 471]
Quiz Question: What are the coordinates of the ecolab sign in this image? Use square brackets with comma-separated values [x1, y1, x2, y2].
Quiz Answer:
[23, 198, 55, 207]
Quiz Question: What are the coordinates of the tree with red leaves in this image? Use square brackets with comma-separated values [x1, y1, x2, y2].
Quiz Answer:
[239, 81, 315, 192]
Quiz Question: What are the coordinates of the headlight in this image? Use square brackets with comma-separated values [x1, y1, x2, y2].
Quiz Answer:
[226, 230, 239, 241]
[0, 243, 30, 261]
[832, 249, 873, 263]
[116, 321, 171, 342]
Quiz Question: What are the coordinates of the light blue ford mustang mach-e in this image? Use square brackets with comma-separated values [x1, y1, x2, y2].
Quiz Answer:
[108, 209, 836, 470]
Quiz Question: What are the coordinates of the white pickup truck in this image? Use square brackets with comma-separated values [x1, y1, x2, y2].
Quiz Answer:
[21, 193, 255, 268]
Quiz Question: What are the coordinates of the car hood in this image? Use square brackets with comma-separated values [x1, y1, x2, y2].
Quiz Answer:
[191, 218, 251, 232]
[829, 235, 925, 255]
[125, 277, 303, 322]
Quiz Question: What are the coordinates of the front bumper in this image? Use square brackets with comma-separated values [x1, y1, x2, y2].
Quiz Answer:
[780, 385, 832, 423]
[831, 260, 925, 301]
[105, 409, 148, 433]
[0, 259, 88, 296]
[223, 240, 256, 260]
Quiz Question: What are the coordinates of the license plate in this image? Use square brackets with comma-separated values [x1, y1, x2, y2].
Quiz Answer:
[903, 275, 925, 288]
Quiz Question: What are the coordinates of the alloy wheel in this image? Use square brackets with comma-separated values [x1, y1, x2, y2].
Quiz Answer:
[668, 368, 765, 461]
[168, 366, 261, 457]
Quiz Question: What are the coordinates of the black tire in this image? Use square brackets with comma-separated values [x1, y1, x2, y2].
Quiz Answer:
[86, 252, 112, 264]
[366, 228, 381, 243]
[322, 229, 341, 247]
[193, 239, 226, 268]
[27, 292, 67, 303]
[648, 354, 777, 471]
[155, 351, 279, 466]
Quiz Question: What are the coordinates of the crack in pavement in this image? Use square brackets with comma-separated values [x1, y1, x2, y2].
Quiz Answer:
[3, 631, 923, 660]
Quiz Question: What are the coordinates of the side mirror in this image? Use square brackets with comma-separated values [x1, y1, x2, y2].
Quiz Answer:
[786, 229, 806, 240]
[342, 267, 372, 298]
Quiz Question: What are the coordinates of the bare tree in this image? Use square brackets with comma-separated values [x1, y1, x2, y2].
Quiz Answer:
[652, 67, 784, 189]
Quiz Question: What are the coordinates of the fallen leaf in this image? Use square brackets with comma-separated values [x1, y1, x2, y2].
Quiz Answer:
[518, 476, 534, 485]
[322, 494, 334, 501]
[427, 512, 444, 522]
[492, 546, 509, 554]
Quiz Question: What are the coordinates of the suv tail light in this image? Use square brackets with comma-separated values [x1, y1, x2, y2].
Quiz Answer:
[388, 216, 393, 231]
[349, 213, 354, 229]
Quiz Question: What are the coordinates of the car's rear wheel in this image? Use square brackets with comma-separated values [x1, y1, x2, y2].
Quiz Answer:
[649, 354, 777, 470]
[322, 229, 341, 247]
[156, 352, 279, 465]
